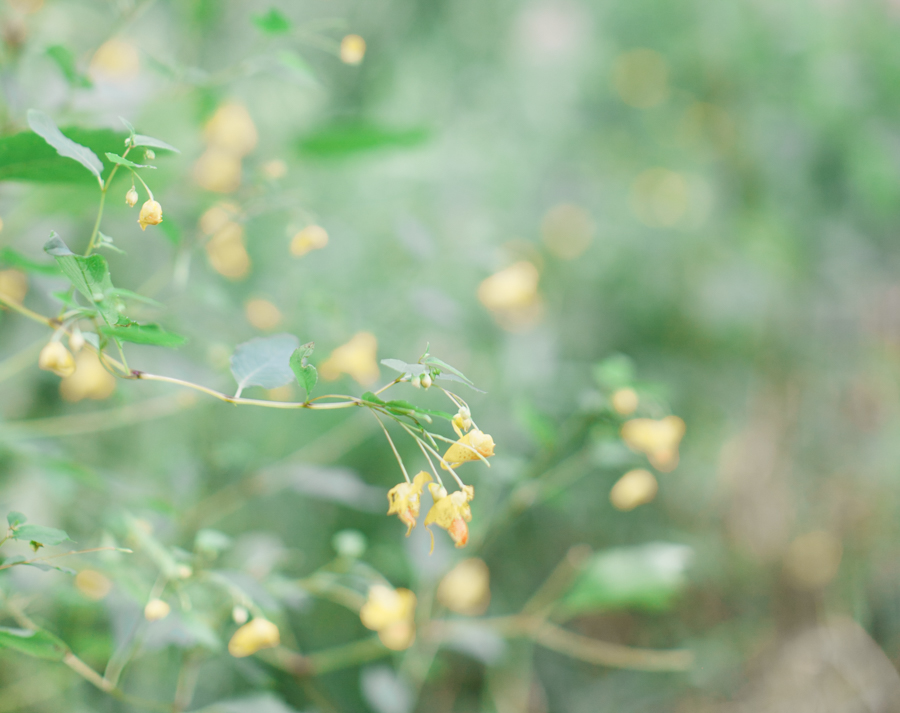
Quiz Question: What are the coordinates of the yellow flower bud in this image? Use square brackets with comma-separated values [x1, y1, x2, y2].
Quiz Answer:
[609, 469, 658, 511]
[39, 341, 76, 377]
[611, 387, 639, 416]
[74, 569, 112, 601]
[289, 225, 329, 257]
[144, 149, 155, 160]
[620, 416, 685, 472]
[340, 34, 366, 65]
[125, 187, 138, 207]
[144, 598, 171, 622]
[228, 618, 280, 658]
[0, 269, 28, 304]
[60, 350, 116, 402]
[68, 330, 85, 353]
[138, 199, 163, 230]
[359, 585, 417, 650]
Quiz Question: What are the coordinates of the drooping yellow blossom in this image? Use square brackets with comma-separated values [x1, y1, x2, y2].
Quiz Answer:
[424, 483, 474, 549]
[193, 148, 242, 193]
[199, 203, 242, 236]
[89, 39, 140, 83]
[359, 585, 416, 650]
[609, 468, 658, 511]
[289, 225, 329, 257]
[436, 558, 490, 615]
[319, 332, 379, 385]
[144, 598, 171, 622]
[138, 199, 163, 230]
[387, 471, 432, 535]
[340, 34, 366, 65]
[0, 269, 28, 304]
[125, 187, 138, 207]
[203, 103, 259, 157]
[227, 618, 281, 658]
[74, 570, 112, 601]
[620, 416, 685, 472]
[60, 350, 116, 402]
[441, 429, 495, 469]
[39, 341, 76, 377]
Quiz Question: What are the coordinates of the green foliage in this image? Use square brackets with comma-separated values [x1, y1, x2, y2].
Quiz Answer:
[230, 334, 301, 394]
[0, 247, 62, 275]
[46, 45, 92, 88]
[104, 152, 156, 170]
[253, 8, 292, 35]
[563, 544, 693, 614]
[0, 628, 68, 660]
[27, 110, 104, 183]
[289, 342, 318, 401]
[43, 234, 118, 325]
[298, 123, 430, 157]
[100, 321, 187, 347]
[0, 125, 126, 184]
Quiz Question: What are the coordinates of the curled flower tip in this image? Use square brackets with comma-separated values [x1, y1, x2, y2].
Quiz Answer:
[39, 341, 76, 378]
[425, 483, 474, 551]
[227, 618, 280, 658]
[451, 407, 473, 437]
[387, 471, 432, 535]
[138, 199, 163, 230]
[441, 429, 495, 469]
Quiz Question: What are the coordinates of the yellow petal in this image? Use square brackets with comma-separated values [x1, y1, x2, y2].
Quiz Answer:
[360, 586, 417, 632]
[319, 332, 379, 385]
[620, 416, 685, 472]
[228, 618, 280, 658]
[441, 429, 495, 469]
[609, 469, 658, 511]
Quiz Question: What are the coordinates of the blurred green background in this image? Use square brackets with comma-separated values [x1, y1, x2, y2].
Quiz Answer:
[2, 0, 900, 710]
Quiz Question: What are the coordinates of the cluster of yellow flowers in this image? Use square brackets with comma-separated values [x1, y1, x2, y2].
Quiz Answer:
[386, 406, 494, 550]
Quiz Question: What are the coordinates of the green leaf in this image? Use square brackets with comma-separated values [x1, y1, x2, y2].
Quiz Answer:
[11, 525, 71, 547]
[0, 627, 68, 660]
[361, 392, 452, 424]
[44, 233, 119, 326]
[108, 288, 161, 307]
[27, 109, 103, 183]
[0, 126, 127, 184]
[46, 45, 92, 88]
[562, 543, 693, 614]
[105, 152, 156, 169]
[298, 123, 430, 158]
[422, 355, 480, 390]
[0, 247, 62, 276]
[253, 8, 291, 34]
[100, 321, 186, 347]
[7, 511, 26, 528]
[230, 333, 300, 396]
[289, 343, 317, 401]
[130, 134, 180, 153]
[593, 354, 636, 390]
[380, 358, 426, 379]
[277, 51, 319, 86]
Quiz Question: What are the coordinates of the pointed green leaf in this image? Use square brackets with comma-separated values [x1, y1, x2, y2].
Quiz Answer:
[100, 321, 186, 347]
[130, 134, 180, 153]
[11, 525, 71, 547]
[44, 233, 119, 326]
[105, 152, 156, 169]
[27, 109, 103, 183]
[0, 627, 68, 660]
[46, 45, 92, 88]
[0, 127, 127, 184]
[253, 8, 291, 34]
[0, 247, 62, 276]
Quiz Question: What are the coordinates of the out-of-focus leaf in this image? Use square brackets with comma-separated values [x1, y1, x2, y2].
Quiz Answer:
[194, 694, 303, 713]
[27, 109, 103, 182]
[253, 8, 291, 34]
[195, 529, 232, 555]
[104, 152, 156, 169]
[593, 354, 636, 390]
[23, 561, 77, 574]
[0, 247, 61, 275]
[100, 321, 186, 347]
[298, 123, 430, 158]
[380, 358, 426, 379]
[277, 51, 318, 86]
[7, 511, 26, 528]
[562, 543, 693, 614]
[361, 666, 414, 713]
[265, 464, 384, 512]
[422, 355, 478, 389]
[0, 627, 68, 660]
[289, 342, 317, 401]
[46, 45, 92, 88]
[44, 233, 119, 325]
[0, 126, 127, 184]
[361, 392, 452, 423]
[11, 525, 72, 547]
[231, 333, 300, 395]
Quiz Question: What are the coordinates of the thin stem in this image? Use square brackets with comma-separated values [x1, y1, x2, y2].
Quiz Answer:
[0, 547, 132, 571]
[0, 294, 56, 327]
[396, 422, 448, 487]
[0, 338, 45, 384]
[372, 377, 402, 396]
[372, 412, 409, 482]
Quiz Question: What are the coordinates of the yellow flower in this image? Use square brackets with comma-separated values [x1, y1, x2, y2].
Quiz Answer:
[289, 225, 329, 257]
[611, 387, 639, 416]
[359, 585, 416, 650]
[0, 269, 28, 304]
[138, 199, 163, 230]
[451, 406, 473, 437]
[436, 558, 490, 615]
[609, 469, 658, 511]
[340, 34, 366, 65]
[227, 618, 280, 658]
[319, 332, 379, 385]
[620, 416, 685, 472]
[144, 598, 171, 622]
[441, 429, 495, 469]
[387, 471, 432, 535]
[125, 187, 138, 207]
[424, 483, 474, 549]
[60, 350, 116, 402]
[39, 341, 75, 377]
